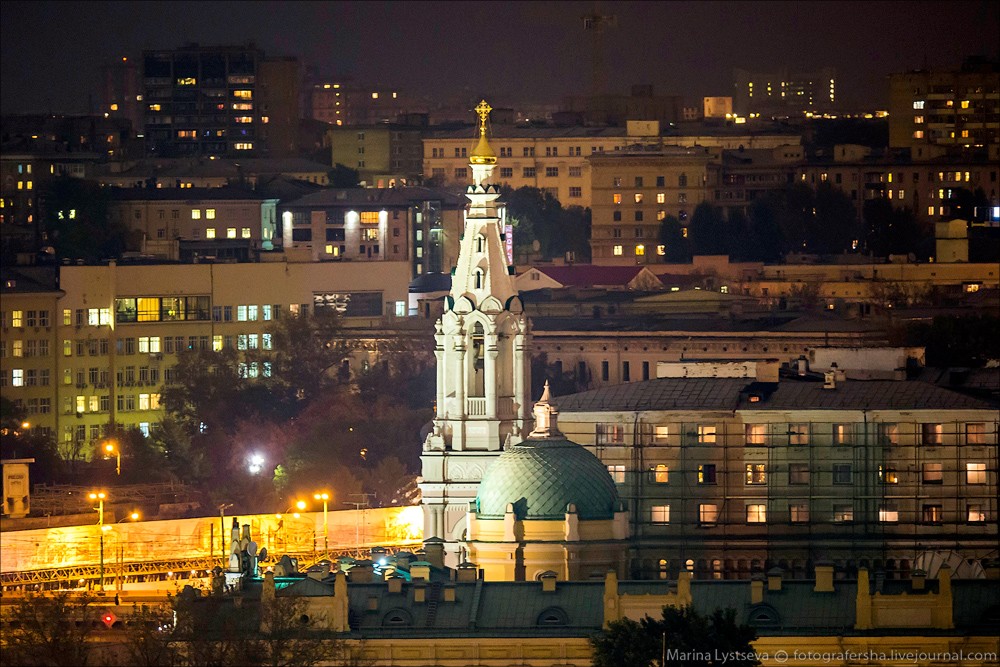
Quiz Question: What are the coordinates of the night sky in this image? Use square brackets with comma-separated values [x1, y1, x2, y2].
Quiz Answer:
[2, 1, 998, 116]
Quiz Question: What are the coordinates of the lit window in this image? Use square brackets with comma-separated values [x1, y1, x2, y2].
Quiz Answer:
[613, 193, 622, 204]
[879, 506, 899, 523]
[653, 425, 670, 442]
[652, 464, 669, 483]
[651, 505, 670, 524]
[697, 425, 717, 444]
[745, 423, 767, 445]
[967, 504, 986, 523]
[613, 244, 623, 256]
[11, 369, 24, 386]
[966, 423, 986, 445]
[879, 466, 899, 484]
[606, 465, 625, 484]
[635, 244, 645, 256]
[922, 423, 943, 445]
[11, 310, 23, 327]
[241, 227, 251, 239]
[206, 228, 216, 239]
[699, 504, 718, 524]
[966, 462, 986, 485]
[922, 504, 943, 523]
[833, 504, 853, 523]
[206, 209, 216, 220]
[746, 504, 767, 523]
[745, 464, 767, 485]
[832, 424, 852, 445]
[227, 228, 237, 239]
[192, 210, 201, 220]
[913, 100, 925, 110]
[790, 503, 809, 523]
[213, 335, 223, 352]
[922, 462, 943, 483]
[789, 423, 809, 445]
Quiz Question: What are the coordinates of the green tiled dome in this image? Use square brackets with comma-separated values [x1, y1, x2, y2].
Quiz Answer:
[475, 436, 620, 521]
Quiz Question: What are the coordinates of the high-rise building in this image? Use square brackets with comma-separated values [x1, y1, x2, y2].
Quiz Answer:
[733, 67, 837, 116]
[888, 58, 1000, 151]
[141, 43, 299, 157]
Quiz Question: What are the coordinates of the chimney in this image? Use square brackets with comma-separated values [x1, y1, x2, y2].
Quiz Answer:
[410, 563, 431, 581]
[413, 582, 426, 603]
[443, 584, 456, 602]
[540, 571, 557, 592]
[796, 355, 809, 376]
[832, 361, 846, 383]
[387, 575, 403, 594]
[911, 569, 927, 591]
[751, 575, 765, 604]
[348, 561, 373, 583]
[456, 562, 479, 582]
[814, 562, 835, 592]
[823, 370, 836, 390]
[422, 538, 446, 569]
[767, 567, 783, 592]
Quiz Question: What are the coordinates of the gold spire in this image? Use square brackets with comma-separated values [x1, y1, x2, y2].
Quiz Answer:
[470, 99, 497, 165]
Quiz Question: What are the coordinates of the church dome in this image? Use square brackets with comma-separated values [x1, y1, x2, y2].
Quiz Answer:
[475, 435, 620, 521]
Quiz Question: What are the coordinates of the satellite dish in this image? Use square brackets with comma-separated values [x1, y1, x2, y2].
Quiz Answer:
[258, 547, 268, 562]
[913, 550, 986, 579]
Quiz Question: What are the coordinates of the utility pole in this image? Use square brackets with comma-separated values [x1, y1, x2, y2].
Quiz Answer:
[344, 493, 376, 556]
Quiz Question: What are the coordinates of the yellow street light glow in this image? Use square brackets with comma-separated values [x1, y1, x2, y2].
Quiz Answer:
[295, 500, 307, 511]
[314, 492, 330, 501]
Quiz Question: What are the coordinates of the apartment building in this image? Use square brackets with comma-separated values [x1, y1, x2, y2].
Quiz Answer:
[0, 261, 412, 460]
[106, 187, 279, 261]
[888, 58, 1000, 151]
[421, 122, 798, 208]
[796, 144, 1000, 229]
[588, 149, 715, 265]
[279, 186, 466, 277]
[733, 67, 838, 116]
[142, 43, 299, 157]
[555, 365, 998, 580]
[327, 125, 424, 187]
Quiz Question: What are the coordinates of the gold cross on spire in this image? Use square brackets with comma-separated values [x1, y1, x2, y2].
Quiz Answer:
[475, 99, 492, 132]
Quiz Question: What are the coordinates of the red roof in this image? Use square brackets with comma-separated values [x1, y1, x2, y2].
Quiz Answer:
[529, 265, 646, 288]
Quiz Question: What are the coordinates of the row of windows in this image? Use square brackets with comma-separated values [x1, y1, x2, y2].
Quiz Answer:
[3, 339, 51, 357]
[3, 310, 51, 328]
[64, 422, 152, 442]
[115, 297, 211, 323]
[612, 175, 690, 188]
[618, 462, 991, 486]
[66, 393, 162, 413]
[647, 502, 989, 525]
[595, 422, 991, 445]
[430, 145, 604, 158]
[613, 192, 688, 205]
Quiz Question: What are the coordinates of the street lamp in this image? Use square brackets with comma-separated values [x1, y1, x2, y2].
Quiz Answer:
[314, 492, 331, 559]
[89, 491, 107, 591]
[104, 440, 120, 476]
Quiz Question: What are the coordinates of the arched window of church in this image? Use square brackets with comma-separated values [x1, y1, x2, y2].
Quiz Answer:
[471, 322, 485, 397]
[475, 233, 486, 253]
[474, 268, 485, 290]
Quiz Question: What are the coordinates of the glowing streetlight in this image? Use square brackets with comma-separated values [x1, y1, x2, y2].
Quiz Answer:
[247, 453, 265, 475]
[104, 441, 121, 476]
[314, 492, 331, 558]
[89, 491, 107, 591]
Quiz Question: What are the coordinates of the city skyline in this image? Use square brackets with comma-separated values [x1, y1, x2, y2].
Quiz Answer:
[2, 0, 998, 116]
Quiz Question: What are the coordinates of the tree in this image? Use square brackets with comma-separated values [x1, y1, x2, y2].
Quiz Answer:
[328, 163, 360, 188]
[688, 202, 728, 256]
[503, 186, 566, 260]
[776, 183, 814, 254]
[119, 603, 178, 667]
[907, 314, 1000, 368]
[864, 199, 923, 258]
[0, 396, 64, 485]
[746, 194, 785, 263]
[658, 214, 691, 263]
[811, 182, 859, 254]
[42, 176, 129, 262]
[591, 605, 759, 667]
[0, 590, 102, 667]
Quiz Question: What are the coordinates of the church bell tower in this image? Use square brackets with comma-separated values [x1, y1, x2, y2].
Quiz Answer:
[419, 101, 531, 562]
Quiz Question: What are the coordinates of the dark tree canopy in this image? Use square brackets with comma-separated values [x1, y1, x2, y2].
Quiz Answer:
[503, 186, 590, 262]
[591, 605, 760, 667]
[42, 176, 130, 262]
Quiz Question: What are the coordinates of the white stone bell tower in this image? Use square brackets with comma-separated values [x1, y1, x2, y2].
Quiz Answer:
[419, 100, 531, 564]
